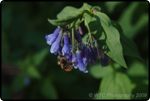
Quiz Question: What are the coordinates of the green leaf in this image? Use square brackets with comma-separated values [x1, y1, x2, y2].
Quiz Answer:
[27, 65, 41, 79]
[96, 72, 132, 99]
[89, 63, 121, 79]
[84, 12, 127, 68]
[40, 78, 58, 99]
[48, 14, 80, 26]
[32, 48, 49, 66]
[111, 20, 143, 61]
[91, 6, 101, 11]
[95, 12, 127, 68]
[11, 73, 25, 92]
[127, 61, 147, 77]
[83, 3, 92, 11]
[57, 6, 81, 19]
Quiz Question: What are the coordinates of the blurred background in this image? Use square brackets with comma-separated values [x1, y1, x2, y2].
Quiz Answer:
[1, 1, 149, 99]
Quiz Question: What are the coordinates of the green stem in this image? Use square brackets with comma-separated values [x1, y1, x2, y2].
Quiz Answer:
[71, 28, 75, 52]
[84, 19, 93, 47]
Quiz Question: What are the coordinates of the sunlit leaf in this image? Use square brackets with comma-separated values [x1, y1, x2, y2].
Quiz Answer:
[96, 72, 132, 99]
[111, 20, 143, 61]
[89, 63, 121, 78]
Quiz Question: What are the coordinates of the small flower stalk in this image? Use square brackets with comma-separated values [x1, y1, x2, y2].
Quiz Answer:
[45, 25, 109, 73]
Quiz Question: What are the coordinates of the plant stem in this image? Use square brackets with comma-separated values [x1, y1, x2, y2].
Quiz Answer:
[84, 19, 93, 47]
[71, 28, 75, 52]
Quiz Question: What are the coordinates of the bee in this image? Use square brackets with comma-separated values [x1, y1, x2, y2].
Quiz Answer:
[57, 54, 77, 71]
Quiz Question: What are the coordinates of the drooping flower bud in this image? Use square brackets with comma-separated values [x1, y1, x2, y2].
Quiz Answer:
[74, 29, 82, 43]
[101, 53, 109, 67]
[79, 25, 83, 35]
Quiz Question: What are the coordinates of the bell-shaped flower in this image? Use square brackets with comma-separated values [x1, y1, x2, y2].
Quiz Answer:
[45, 26, 61, 45]
[50, 31, 63, 55]
[76, 49, 88, 73]
[62, 32, 71, 57]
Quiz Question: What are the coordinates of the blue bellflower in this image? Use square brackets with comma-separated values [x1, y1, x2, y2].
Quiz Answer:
[76, 49, 88, 73]
[50, 31, 63, 55]
[45, 26, 61, 45]
[62, 32, 71, 57]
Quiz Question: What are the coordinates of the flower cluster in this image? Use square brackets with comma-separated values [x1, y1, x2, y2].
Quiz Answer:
[45, 26, 109, 73]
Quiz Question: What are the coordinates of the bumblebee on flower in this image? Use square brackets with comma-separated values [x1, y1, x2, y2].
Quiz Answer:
[45, 25, 109, 73]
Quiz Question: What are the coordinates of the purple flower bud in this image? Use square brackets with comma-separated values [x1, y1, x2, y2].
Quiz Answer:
[62, 33, 71, 57]
[76, 50, 88, 73]
[45, 27, 61, 45]
[101, 53, 109, 66]
[88, 47, 97, 65]
[50, 31, 63, 54]
[79, 26, 83, 35]
[74, 29, 82, 43]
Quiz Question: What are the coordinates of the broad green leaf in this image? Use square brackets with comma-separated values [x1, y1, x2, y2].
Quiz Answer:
[85, 12, 127, 68]
[89, 63, 121, 78]
[127, 61, 147, 77]
[48, 14, 80, 26]
[95, 12, 127, 68]
[83, 3, 92, 11]
[127, 61, 148, 100]
[40, 78, 58, 99]
[32, 48, 49, 66]
[57, 6, 81, 19]
[27, 65, 41, 79]
[111, 20, 143, 61]
[11, 73, 25, 92]
[96, 72, 132, 99]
